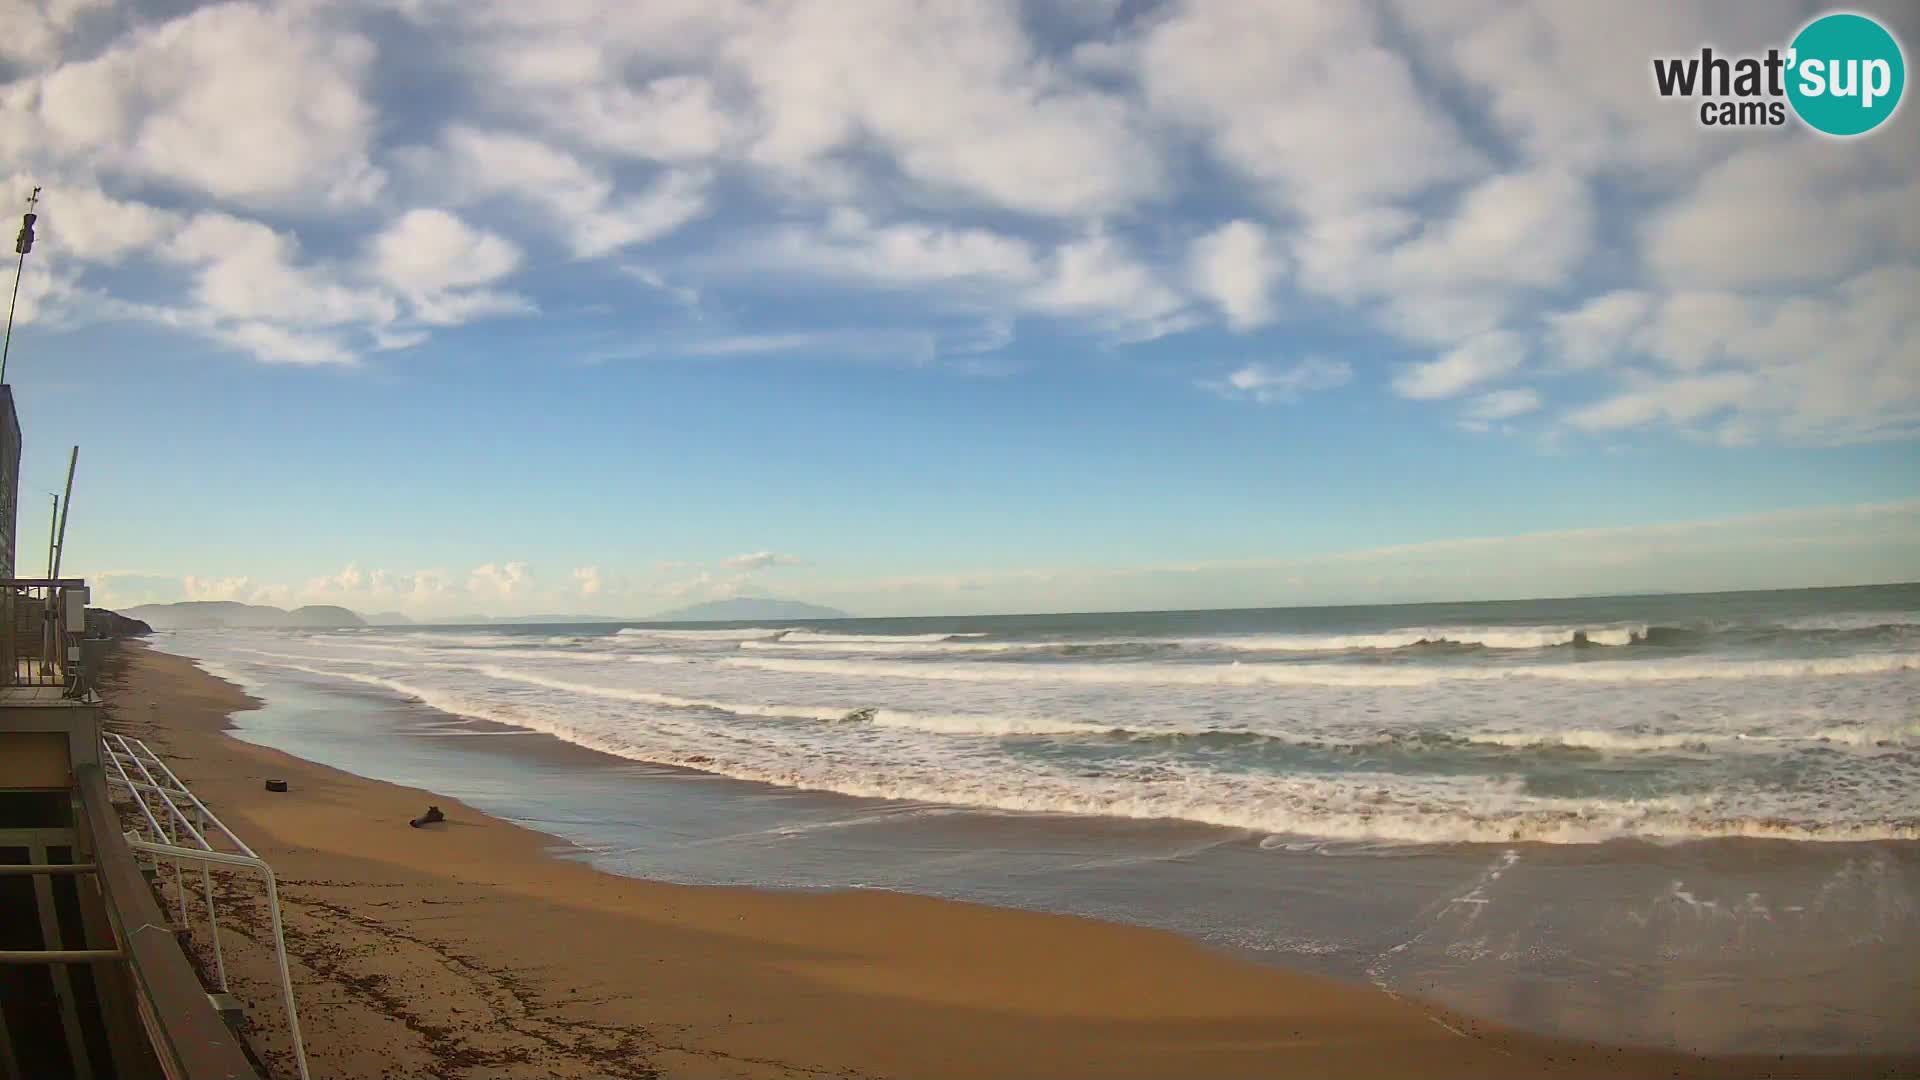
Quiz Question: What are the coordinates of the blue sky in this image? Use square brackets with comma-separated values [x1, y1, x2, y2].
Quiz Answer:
[2, 0, 1916, 617]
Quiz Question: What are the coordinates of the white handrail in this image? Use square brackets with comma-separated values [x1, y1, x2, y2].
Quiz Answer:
[103, 732, 310, 1080]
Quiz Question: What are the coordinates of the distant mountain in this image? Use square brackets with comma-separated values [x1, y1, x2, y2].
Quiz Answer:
[498, 613, 633, 625]
[122, 601, 367, 630]
[286, 605, 365, 628]
[650, 597, 850, 622]
[365, 611, 414, 625]
[86, 608, 152, 638]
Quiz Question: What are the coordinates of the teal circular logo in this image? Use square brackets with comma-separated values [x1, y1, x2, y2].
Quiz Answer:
[1787, 13, 1905, 136]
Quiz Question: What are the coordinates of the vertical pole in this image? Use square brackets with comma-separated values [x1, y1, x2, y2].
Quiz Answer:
[52, 445, 76, 579]
[198, 804, 228, 991]
[1, 187, 40, 386]
[0, 243, 26, 385]
[41, 495, 56, 678]
[259, 865, 311, 1080]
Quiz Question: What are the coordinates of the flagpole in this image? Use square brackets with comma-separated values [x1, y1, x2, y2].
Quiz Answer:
[2, 186, 42, 386]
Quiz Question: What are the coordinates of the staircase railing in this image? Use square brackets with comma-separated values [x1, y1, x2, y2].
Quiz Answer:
[101, 730, 310, 1080]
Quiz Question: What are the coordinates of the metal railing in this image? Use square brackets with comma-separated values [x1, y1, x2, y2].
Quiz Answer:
[2, 576, 89, 691]
[102, 731, 311, 1080]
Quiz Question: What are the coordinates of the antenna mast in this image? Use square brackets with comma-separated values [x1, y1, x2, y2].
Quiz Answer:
[2, 187, 41, 385]
[51, 445, 76, 580]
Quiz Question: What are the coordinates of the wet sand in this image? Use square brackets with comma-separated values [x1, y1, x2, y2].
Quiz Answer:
[99, 641, 1916, 1079]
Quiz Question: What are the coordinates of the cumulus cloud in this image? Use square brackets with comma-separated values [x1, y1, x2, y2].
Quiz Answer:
[2, 0, 1913, 447]
[468, 561, 532, 596]
[1136, 4, 1482, 214]
[1188, 221, 1284, 330]
[371, 209, 521, 294]
[24, 3, 382, 206]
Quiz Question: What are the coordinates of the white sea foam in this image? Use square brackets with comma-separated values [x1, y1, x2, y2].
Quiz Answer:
[738, 638, 1022, 654]
[1189, 625, 1646, 651]
[613, 626, 788, 640]
[746, 625, 1645, 655]
[176, 603, 1920, 847]
[232, 669, 1920, 843]
[723, 652, 1920, 687]
[1468, 724, 1919, 752]
[224, 655, 1920, 843]
[779, 630, 987, 644]
[468, 665, 1111, 736]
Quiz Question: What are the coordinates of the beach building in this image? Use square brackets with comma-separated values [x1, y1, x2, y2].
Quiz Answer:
[0, 383, 268, 1079]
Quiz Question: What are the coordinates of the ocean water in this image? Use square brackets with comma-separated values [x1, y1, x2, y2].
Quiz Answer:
[186, 584, 1920, 847]
[163, 583, 1920, 1054]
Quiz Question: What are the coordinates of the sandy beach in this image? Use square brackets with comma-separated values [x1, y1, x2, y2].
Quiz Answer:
[96, 640, 1916, 1079]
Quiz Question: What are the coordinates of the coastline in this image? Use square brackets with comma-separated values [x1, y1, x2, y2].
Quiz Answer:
[99, 640, 1915, 1079]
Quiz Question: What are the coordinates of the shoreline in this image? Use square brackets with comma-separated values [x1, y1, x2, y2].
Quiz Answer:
[101, 640, 1916, 1079]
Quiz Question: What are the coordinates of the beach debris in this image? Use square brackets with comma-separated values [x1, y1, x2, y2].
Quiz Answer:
[264, 778, 289, 792]
[409, 805, 446, 828]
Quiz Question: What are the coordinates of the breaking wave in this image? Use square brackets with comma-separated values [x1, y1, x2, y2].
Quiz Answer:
[723, 652, 1920, 686]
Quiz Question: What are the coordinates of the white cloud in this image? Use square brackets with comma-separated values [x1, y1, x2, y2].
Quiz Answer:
[764, 208, 1039, 286]
[4, 0, 1916, 452]
[372, 209, 522, 293]
[1030, 229, 1193, 341]
[165, 212, 396, 329]
[1393, 330, 1528, 400]
[1388, 1, 1791, 176]
[28, 3, 382, 206]
[1189, 221, 1284, 330]
[1391, 168, 1593, 291]
[1137, 4, 1482, 215]
[11, 179, 179, 264]
[1643, 141, 1920, 291]
[215, 322, 355, 367]
[305, 563, 366, 594]
[468, 561, 532, 596]
[735, 1, 1163, 216]
[1207, 358, 1351, 405]
[572, 565, 603, 596]
[526, 74, 744, 163]
[1567, 372, 1757, 433]
[720, 551, 805, 571]
[410, 126, 710, 257]
[1548, 290, 1651, 371]
[0, 0, 109, 71]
